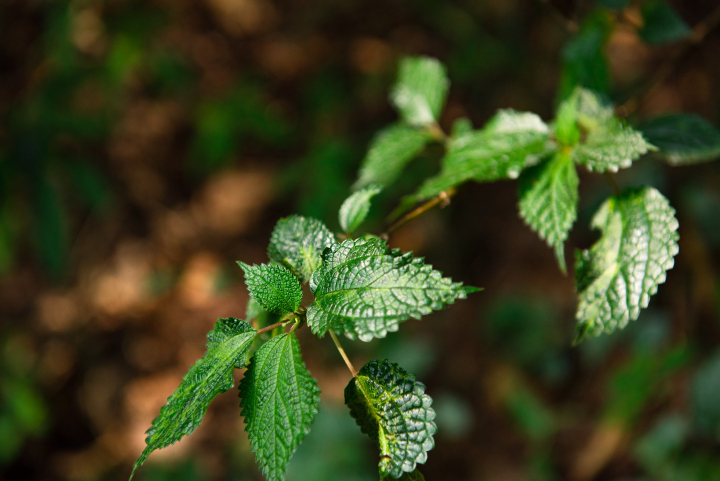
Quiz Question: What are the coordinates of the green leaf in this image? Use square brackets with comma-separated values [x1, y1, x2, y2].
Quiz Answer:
[131, 318, 256, 478]
[268, 215, 337, 283]
[238, 262, 302, 315]
[640, 1, 691, 45]
[307, 237, 477, 341]
[382, 470, 425, 481]
[568, 88, 654, 172]
[519, 151, 579, 273]
[390, 56, 449, 127]
[559, 10, 613, 100]
[554, 91, 581, 146]
[345, 360, 436, 479]
[575, 187, 679, 342]
[415, 110, 554, 200]
[239, 333, 321, 481]
[353, 124, 431, 189]
[339, 184, 383, 234]
[637, 113, 720, 165]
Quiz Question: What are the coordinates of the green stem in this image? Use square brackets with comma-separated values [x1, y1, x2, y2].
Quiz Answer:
[385, 188, 456, 235]
[329, 329, 357, 377]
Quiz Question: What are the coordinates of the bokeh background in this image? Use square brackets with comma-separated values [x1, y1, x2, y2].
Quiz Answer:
[2, 0, 720, 480]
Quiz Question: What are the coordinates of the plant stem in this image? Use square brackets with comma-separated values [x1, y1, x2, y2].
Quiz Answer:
[385, 188, 456, 235]
[256, 319, 290, 335]
[604, 172, 621, 196]
[329, 329, 357, 377]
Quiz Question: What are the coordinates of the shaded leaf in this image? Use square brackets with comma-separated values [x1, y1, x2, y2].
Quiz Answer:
[382, 471, 425, 481]
[640, 1, 691, 45]
[268, 215, 336, 283]
[637, 113, 720, 165]
[519, 151, 579, 272]
[353, 124, 431, 189]
[568, 88, 654, 172]
[238, 262, 302, 315]
[390, 56, 449, 127]
[239, 333, 321, 481]
[339, 184, 383, 234]
[131, 318, 256, 478]
[559, 10, 613, 100]
[345, 360, 436, 479]
[307, 237, 477, 341]
[575, 187, 679, 341]
[416, 110, 554, 200]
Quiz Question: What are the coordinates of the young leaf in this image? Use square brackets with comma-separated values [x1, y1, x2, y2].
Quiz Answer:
[575, 187, 679, 342]
[339, 184, 383, 234]
[416, 110, 554, 200]
[637, 113, 720, 165]
[390, 56, 449, 127]
[238, 262, 302, 315]
[568, 88, 654, 172]
[345, 360, 436, 479]
[131, 318, 256, 478]
[239, 333, 321, 481]
[268, 215, 337, 283]
[640, 1, 691, 45]
[559, 10, 612, 100]
[307, 237, 478, 341]
[518, 151, 579, 273]
[382, 471, 425, 481]
[353, 124, 431, 189]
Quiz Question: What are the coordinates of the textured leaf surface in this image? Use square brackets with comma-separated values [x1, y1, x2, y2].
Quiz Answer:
[382, 471, 425, 481]
[575, 187, 679, 341]
[132, 319, 256, 478]
[339, 184, 382, 234]
[390, 56, 449, 127]
[239, 262, 302, 315]
[268, 215, 336, 283]
[640, 1, 691, 45]
[519, 151, 579, 273]
[307, 237, 476, 341]
[637, 113, 720, 165]
[345, 360, 436, 479]
[416, 110, 553, 200]
[353, 124, 431, 189]
[239, 333, 320, 481]
[568, 88, 654, 172]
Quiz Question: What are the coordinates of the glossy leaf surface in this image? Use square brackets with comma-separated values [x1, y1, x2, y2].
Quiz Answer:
[131, 318, 256, 478]
[307, 237, 477, 341]
[239, 333, 321, 481]
[268, 215, 336, 283]
[575, 187, 679, 341]
[519, 151, 579, 272]
[238, 262, 302, 315]
[390, 56, 449, 127]
[353, 124, 431, 189]
[345, 360, 436, 479]
[339, 184, 382, 234]
[416, 110, 553, 200]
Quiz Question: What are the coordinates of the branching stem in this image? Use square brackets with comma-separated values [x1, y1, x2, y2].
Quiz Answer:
[329, 329, 357, 377]
[385, 188, 456, 235]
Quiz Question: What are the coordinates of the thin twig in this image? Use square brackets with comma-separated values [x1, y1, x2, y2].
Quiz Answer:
[256, 320, 289, 335]
[385, 188, 456, 236]
[329, 329, 357, 377]
[619, 3, 720, 116]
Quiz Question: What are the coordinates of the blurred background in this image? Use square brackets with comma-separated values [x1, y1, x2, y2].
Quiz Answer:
[2, 0, 720, 480]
